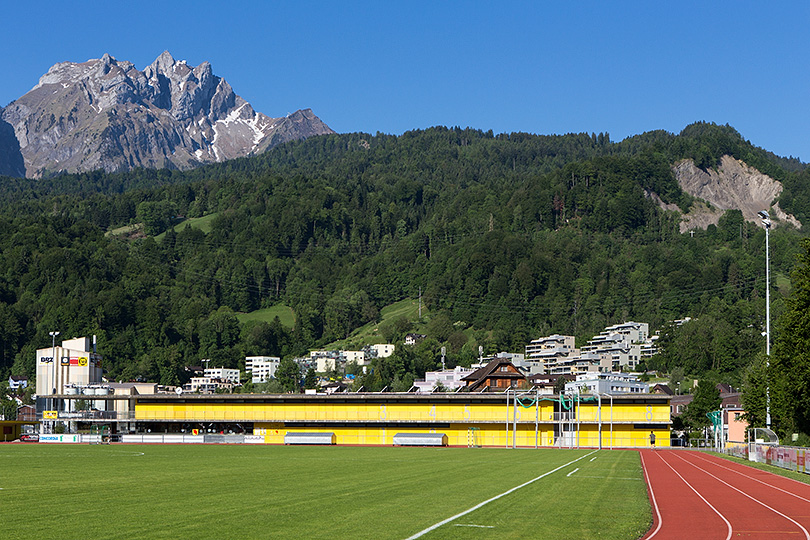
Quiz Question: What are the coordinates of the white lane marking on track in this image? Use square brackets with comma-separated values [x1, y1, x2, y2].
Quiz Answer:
[454, 524, 494, 528]
[689, 452, 810, 504]
[567, 468, 579, 477]
[647, 451, 733, 540]
[590, 456, 597, 462]
[671, 452, 810, 540]
[640, 452, 663, 540]
[404, 449, 599, 539]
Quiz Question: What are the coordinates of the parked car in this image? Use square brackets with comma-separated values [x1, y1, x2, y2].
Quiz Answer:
[19, 433, 39, 442]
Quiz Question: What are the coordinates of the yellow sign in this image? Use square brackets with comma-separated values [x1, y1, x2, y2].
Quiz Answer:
[43, 411, 58, 419]
[78, 357, 88, 367]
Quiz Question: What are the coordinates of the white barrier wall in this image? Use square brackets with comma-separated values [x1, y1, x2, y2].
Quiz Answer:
[121, 434, 206, 444]
[748, 443, 809, 475]
[38, 433, 265, 444]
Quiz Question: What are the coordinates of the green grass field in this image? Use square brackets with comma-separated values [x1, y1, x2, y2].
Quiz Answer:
[155, 213, 220, 241]
[0, 445, 650, 539]
[326, 298, 430, 350]
[235, 304, 296, 328]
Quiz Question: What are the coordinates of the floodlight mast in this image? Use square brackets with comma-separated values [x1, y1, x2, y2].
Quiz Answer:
[759, 210, 771, 429]
[48, 330, 60, 433]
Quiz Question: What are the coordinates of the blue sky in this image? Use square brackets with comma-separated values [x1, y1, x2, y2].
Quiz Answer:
[2, 1, 808, 161]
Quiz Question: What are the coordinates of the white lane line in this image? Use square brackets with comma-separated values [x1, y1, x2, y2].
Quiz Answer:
[671, 452, 810, 539]
[567, 468, 579, 477]
[648, 451, 733, 540]
[590, 456, 597, 462]
[690, 452, 810, 503]
[577, 475, 641, 481]
[404, 449, 599, 539]
[454, 524, 494, 528]
[640, 452, 663, 540]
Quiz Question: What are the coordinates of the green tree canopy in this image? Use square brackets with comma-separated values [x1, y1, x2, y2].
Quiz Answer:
[274, 357, 301, 393]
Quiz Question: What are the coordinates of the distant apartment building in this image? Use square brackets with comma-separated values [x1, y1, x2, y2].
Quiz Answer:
[343, 350, 366, 366]
[309, 348, 383, 372]
[370, 344, 395, 358]
[580, 322, 650, 371]
[564, 372, 649, 395]
[524, 335, 577, 375]
[316, 357, 340, 373]
[310, 350, 341, 373]
[526, 321, 658, 376]
[187, 376, 235, 394]
[245, 356, 280, 383]
[203, 368, 240, 385]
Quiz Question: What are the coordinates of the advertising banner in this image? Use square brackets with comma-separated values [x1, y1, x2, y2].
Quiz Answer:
[39, 434, 80, 443]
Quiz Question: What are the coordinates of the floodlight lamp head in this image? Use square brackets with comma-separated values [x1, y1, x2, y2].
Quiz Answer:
[758, 210, 769, 219]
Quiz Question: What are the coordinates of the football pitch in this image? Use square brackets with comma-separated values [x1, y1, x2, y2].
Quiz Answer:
[0, 445, 650, 539]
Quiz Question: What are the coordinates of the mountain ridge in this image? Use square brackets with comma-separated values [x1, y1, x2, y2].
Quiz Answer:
[0, 52, 333, 177]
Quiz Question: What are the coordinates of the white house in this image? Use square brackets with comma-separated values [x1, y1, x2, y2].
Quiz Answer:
[9, 375, 28, 390]
[203, 368, 240, 385]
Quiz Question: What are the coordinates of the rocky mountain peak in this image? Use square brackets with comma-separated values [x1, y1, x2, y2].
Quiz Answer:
[0, 52, 333, 177]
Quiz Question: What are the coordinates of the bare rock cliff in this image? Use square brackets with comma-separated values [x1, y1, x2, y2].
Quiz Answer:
[669, 155, 801, 232]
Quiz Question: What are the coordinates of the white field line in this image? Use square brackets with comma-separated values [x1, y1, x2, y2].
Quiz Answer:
[671, 452, 810, 539]
[690, 452, 810, 503]
[567, 468, 579, 477]
[590, 456, 598, 462]
[454, 524, 494, 528]
[576, 475, 641, 480]
[404, 450, 598, 539]
[647, 451, 733, 540]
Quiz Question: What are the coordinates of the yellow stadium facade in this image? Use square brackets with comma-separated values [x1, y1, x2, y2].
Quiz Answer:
[134, 392, 671, 448]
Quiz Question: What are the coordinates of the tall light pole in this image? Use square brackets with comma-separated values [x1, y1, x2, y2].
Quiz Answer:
[758, 210, 771, 429]
[48, 330, 60, 432]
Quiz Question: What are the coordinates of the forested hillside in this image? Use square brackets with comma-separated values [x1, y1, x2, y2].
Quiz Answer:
[0, 122, 806, 402]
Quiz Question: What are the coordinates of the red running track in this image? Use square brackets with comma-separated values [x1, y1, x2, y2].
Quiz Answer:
[639, 449, 810, 539]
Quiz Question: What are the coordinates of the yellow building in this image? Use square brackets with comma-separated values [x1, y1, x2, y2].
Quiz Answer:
[133, 392, 671, 448]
